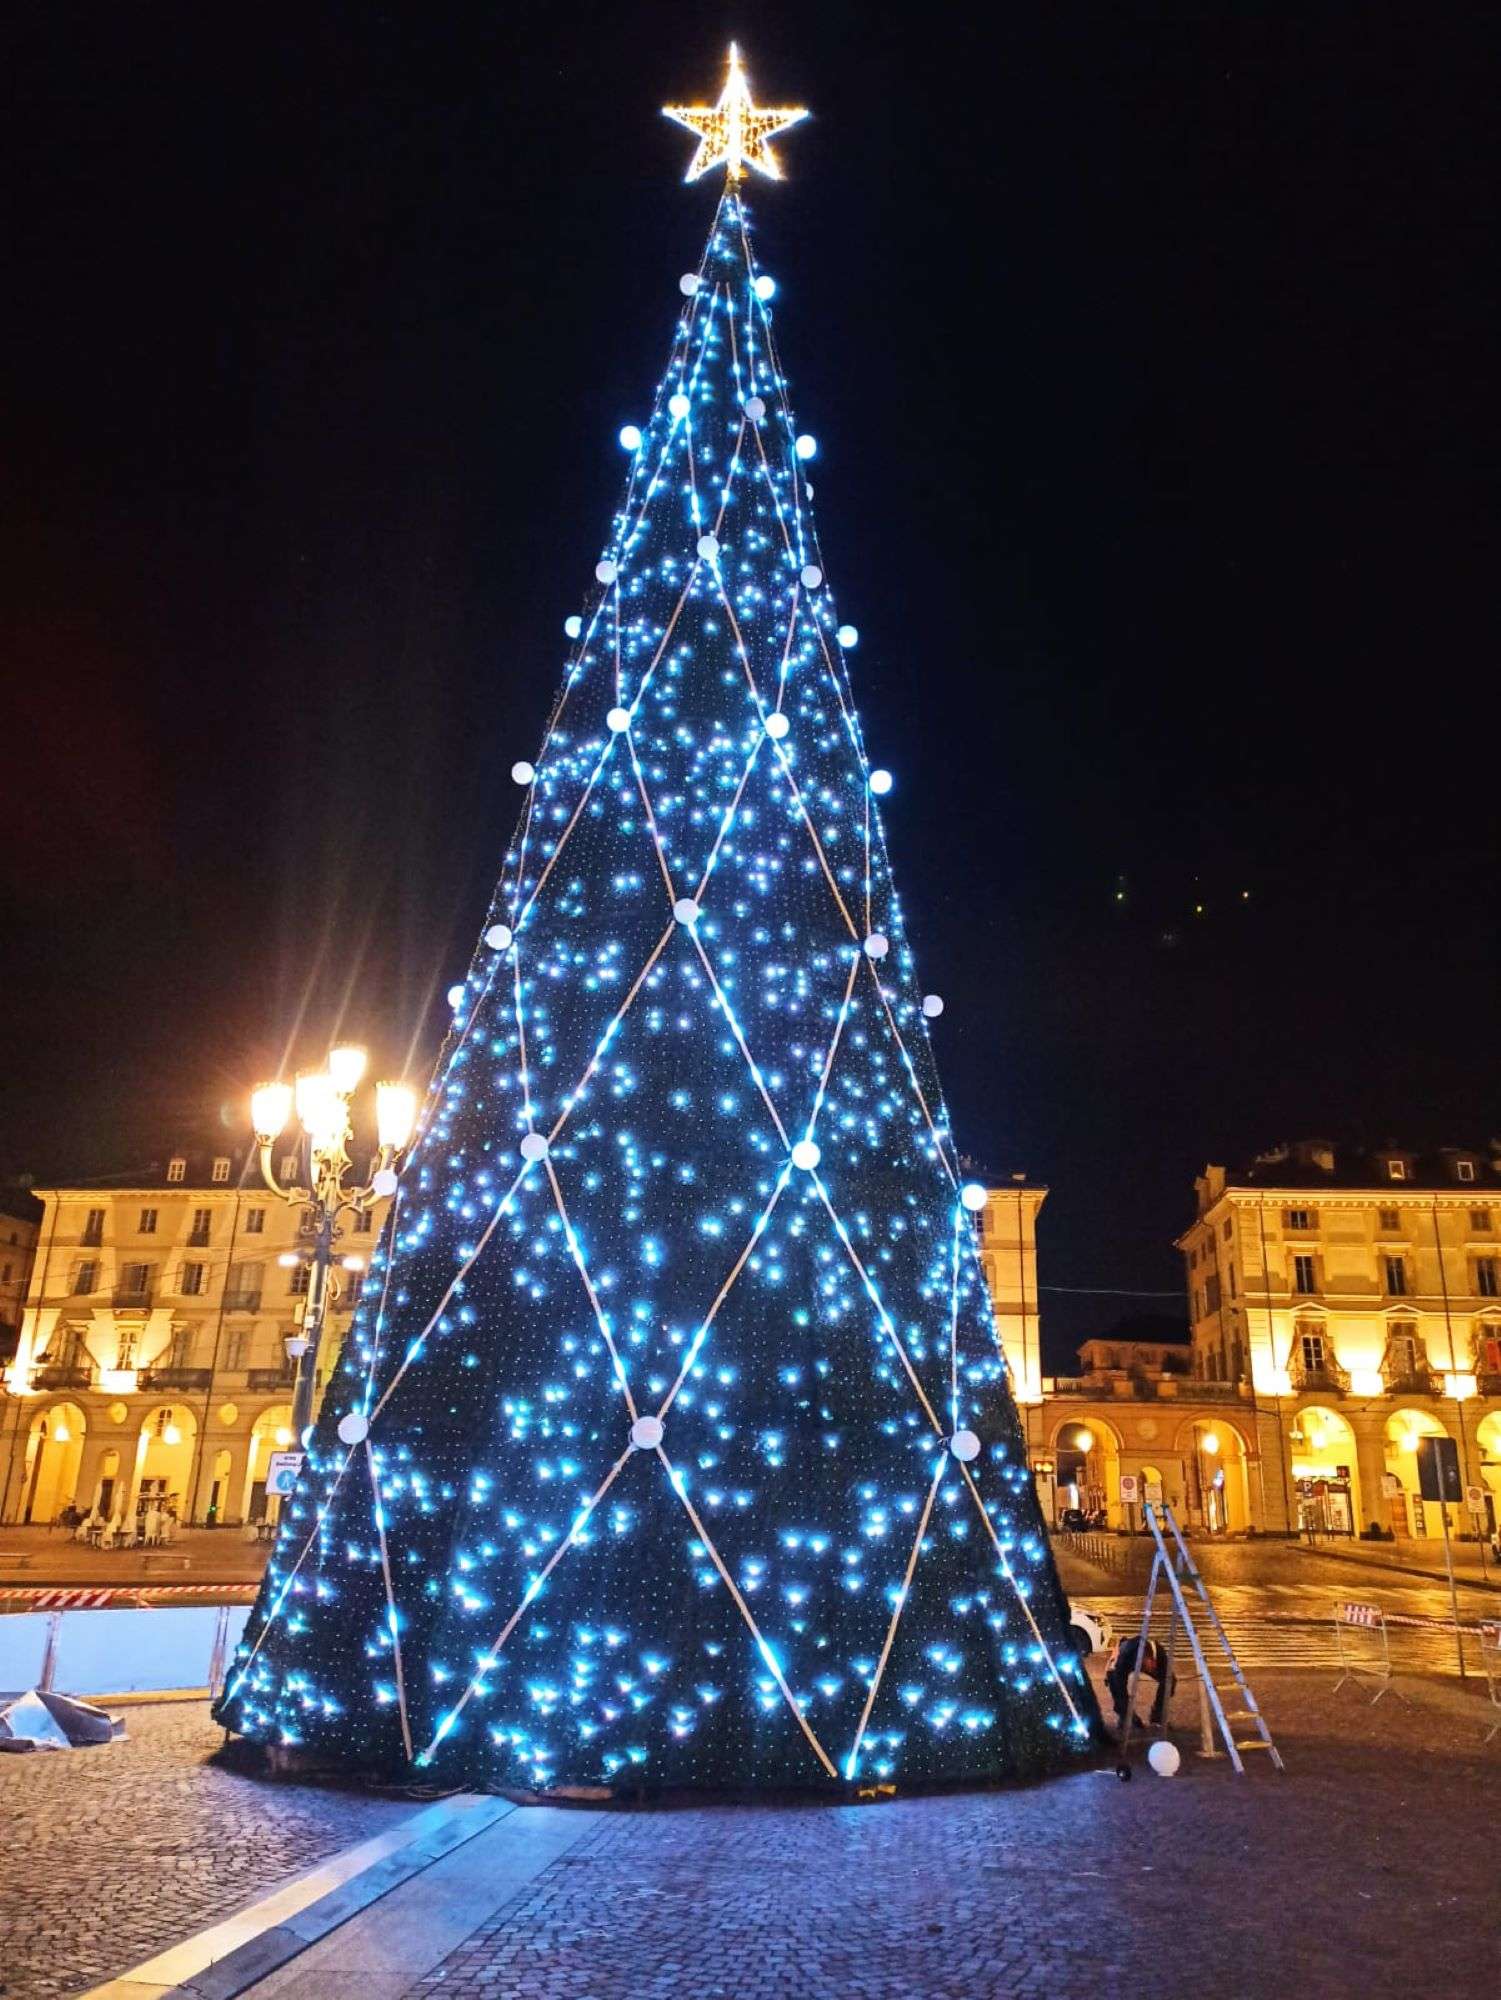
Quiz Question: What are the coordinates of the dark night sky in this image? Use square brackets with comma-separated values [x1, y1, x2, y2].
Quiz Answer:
[2, 3, 1495, 1364]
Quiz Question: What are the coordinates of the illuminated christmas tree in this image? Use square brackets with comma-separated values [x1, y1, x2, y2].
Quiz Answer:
[216, 49, 1097, 1792]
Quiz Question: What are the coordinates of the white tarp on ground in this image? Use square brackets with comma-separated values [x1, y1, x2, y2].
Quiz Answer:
[0, 1687, 124, 1750]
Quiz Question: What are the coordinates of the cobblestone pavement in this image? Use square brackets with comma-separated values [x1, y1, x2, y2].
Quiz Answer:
[412, 1674, 1500, 2000]
[0, 1702, 417, 2000]
[0, 1525, 264, 1589]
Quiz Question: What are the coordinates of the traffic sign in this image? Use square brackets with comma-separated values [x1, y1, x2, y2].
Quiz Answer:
[1142, 1479, 1164, 1506]
[266, 1449, 304, 1498]
[1466, 1484, 1486, 1518]
[1118, 1473, 1139, 1504]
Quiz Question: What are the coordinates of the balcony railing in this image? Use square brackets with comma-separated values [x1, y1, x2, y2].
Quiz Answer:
[30, 1364, 93, 1390]
[112, 1286, 154, 1310]
[140, 1366, 213, 1391]
[1290, 1352, 1351, 1395]
[1381, 1364, 1441, 1397]
[247, 1366, 296, 1391]
[222, 1291, 262, 1313]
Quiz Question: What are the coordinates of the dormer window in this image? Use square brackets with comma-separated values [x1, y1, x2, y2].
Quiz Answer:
[1456, 1159, 1476, 1183]
[1386, 1159, 1407, 1181]
[166, 1157, 186, 1184]
[211, 1156, 231, 1183]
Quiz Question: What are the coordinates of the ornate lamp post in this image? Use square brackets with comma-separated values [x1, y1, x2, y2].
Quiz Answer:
[250, 1047, 417, 1443]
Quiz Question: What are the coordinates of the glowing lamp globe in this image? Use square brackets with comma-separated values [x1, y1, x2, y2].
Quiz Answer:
[869, 769, 893, 795]
[960, 1183, 988, 1213]
[251, 1081, 293, 1145]
[328, 1044, 368, 1094]
[447, 985, 466, 1012]
[753, 274, 776, 301]
[619, 424, 643, 451]
[1074, 1428, 1095, 1453]
[1200, 1431, 1221, 1455]
[375, 1081, 418, 1153]
[565, 614, 583, 639]
[795, 433, 817, 459]
[837, 624, 859, 648]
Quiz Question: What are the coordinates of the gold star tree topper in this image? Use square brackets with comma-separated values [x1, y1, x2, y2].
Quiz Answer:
[663, 44, 808, 183]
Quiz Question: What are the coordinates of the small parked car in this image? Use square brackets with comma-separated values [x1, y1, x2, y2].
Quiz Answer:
[1068, 1604, 1113, 1657]
[1058, 1506, 1090, 1532]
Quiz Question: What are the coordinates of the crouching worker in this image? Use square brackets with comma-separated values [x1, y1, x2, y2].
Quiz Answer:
[1105, 1634, 1175, 1733]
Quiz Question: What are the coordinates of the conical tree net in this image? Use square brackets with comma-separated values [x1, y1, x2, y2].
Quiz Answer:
[216, 189, 1098, 1793]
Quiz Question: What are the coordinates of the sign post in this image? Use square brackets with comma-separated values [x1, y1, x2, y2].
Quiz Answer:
[1119, 1472, 1139, 1538]
[265, 1449, 304, 1501]
[1417, 1436, 1466, 1679]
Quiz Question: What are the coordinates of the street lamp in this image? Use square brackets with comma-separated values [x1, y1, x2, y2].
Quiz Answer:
[250, 1047, 417, 1444]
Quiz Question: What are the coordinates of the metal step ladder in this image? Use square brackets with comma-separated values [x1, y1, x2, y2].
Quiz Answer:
[1116, 1501, 1284, 1777]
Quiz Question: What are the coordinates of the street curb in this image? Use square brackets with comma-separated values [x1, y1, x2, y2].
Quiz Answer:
[1293, 1543, 1500, 1595]
[75, 1791, 511, 2000]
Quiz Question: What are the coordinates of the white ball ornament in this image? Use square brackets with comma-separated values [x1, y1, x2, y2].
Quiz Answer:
[753, 274, 776, 301]
[447, 984, 466, 1011]
[869, 768, 893, 795]
[606, 706, 631, 734]
[791, 1139, 822, 1171]
[950, 1429, 981, 1463]
[371, 1168, 399, 1198]
[800, 564, 823, 588]
[595, 558, 618, 584]
[630, 1414, 665, 1451]
[744, 395, 766, 421]
[960, 1182, 988, 1213]
[669, 392, 691, 420]
[337, 1411, 370, 1446]
[921, 993, 945, 1019]
[679, 273, 700, 296]
[485, 923, 513, 951]
[672, 897, 700, 926]
[511, 760, 535, 786]
[618, 424, 642, 451]
[764, 712, 790, 740]
[1148, 1741, 1182, 1778]
[696, 533, 720, 560]
[838, 624, 859, 648]
[863, 932, 889, 960]
[519, 1132, 549, 1163]
[795, 434, 817, 460]
[564, 614, 583, 639]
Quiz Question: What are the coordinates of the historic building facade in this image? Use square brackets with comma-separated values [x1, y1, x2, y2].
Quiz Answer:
[1177, 1141, 1501, 1541]
[0, 1150, 390, 1528]
[974, 1184, 1254, 1534]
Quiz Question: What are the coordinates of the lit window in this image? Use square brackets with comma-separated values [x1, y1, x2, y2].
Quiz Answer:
[166, 1158, 186, 1183]
[73, 1259, 98, 1296]
[1455, 1159, 1475, 1182]
[245, 1207, 266, 1235]
[1384, 1255, 1407, 1296]
[212, 1157, 231, 1184]
[82, 1207, 104, 1245]
[1386, 1159, 1407, 1181]
[190, 1207, 212, 1245]
[180, 1262, 206, 1297]
[1284, 1208, 1315, 1231]
[1477, 1258, 1499, 1299]
[1292, 1254, 1316, 1294]
[138, 1208, 158, 1235]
